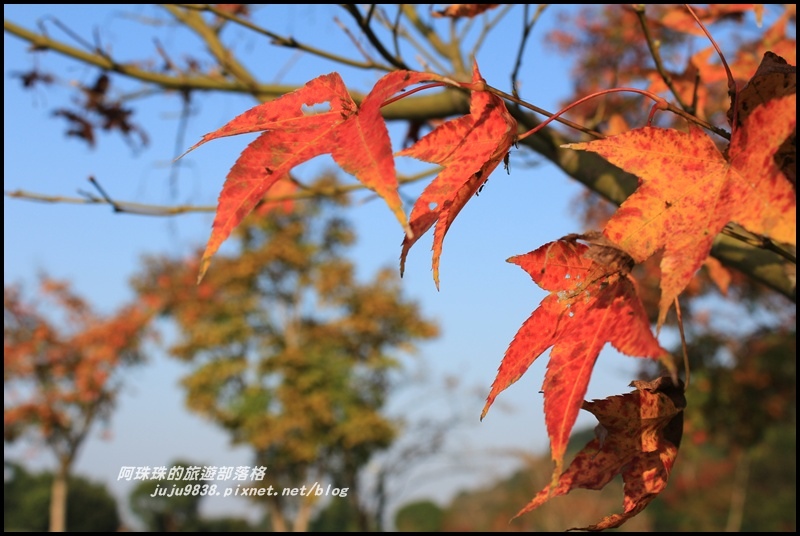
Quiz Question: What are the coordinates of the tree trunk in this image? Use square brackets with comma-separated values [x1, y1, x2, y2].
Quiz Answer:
[725, 449, 750, 532]
[293, 499, 313, 532]
[267, 499, 288, 532]
[49, 462, 69, 532]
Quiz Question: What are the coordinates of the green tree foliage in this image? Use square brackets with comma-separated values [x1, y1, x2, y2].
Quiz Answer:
[308, 495, 361, 532]
[639, 326, 797, 532]
[128, 459, 261, 532]
[393, 499, 445, 532]
[128, 459, 206, 532]
[4, 461, 121, 532]
[132, 176, 439, 531]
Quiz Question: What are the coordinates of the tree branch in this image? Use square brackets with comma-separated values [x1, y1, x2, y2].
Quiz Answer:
[176, 4, 396, 72]
[4, 14, 794, 302]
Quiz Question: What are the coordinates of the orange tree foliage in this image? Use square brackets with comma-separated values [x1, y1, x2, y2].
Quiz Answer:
[4, 275, 152, 532]
[4, 4, 796, 530]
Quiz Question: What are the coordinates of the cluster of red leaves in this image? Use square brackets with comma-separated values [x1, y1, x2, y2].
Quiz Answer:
[565, 90, 795, 330]
[182, 4, 795, 530]
[480, 234, 676, 488]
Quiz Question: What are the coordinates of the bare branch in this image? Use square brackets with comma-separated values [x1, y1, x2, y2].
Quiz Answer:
[177, 3, 396, 72]
[340, 4, 410, 70]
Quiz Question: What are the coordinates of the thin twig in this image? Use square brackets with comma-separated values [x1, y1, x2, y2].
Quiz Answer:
[469, 3, 514, 63]
[47, 16, 96, 53]
[722, 224, 797, 264]
[510, 4, 548, 100]
[340, 4, 410, 70]
[88, 176, 122, 213]
[5, 169, 439, 216]
[177, 4, 394, 72]
[399, 5, 455, 67]
[684, 4, 739, 129]
[632, 5, 693, 113]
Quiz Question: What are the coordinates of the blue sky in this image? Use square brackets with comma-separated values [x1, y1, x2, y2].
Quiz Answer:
[5, 4, 663, 527]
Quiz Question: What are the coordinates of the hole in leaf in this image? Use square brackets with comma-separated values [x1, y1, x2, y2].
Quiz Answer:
[428, 202, 438, 211]
[301, 103, 331, 115]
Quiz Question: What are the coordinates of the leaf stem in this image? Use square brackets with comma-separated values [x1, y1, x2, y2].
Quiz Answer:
[380, 81, 448, 108]
[673, 297, 690, 390]
[516, 87, 667, 142]
[511, 85, 730, 142]
[485, 85, 604, 139]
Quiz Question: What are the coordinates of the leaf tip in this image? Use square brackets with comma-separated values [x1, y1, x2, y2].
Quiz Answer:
[177, 140, 204, 162]
[196, 257, 211, 285]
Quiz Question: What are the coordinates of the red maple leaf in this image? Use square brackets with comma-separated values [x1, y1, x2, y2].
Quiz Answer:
[514, 376, 686, 532]
[183, 70, 434, 281]
[397, 61, 517, 287]
[564, 94, 796, 328]
[481, 234, 675, 483]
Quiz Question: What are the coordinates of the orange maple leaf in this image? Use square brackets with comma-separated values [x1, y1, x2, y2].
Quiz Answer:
[183, 70, 434, 281]
[397, 62, 517, 288]
[729, 52, 796, 187]
[432, 4, 500, 19]
[657, 4, 759, 36]
[514, 376, 686, 532]
[481, 235, 674, 483]
[564, 94, 796, 329]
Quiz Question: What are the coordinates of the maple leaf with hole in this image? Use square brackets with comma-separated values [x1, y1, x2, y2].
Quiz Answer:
[515, 376, 686, 532]
[481, 234, 675, 484]
[565, 94, 796, 329]
[183, 70, 434, 281]
[397, 62, 517, 288]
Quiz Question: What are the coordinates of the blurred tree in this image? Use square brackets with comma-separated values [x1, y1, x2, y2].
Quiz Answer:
[3, 461, 121, 532]
[128, 458, 262, 532]
[308, 495, 360, 532]
[132, 175, 440, 531]
[393, 499, 444, 532]
[4, 276, 153, 532]
[128, 459, 205, 532]
[639, 327, 796, 532]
